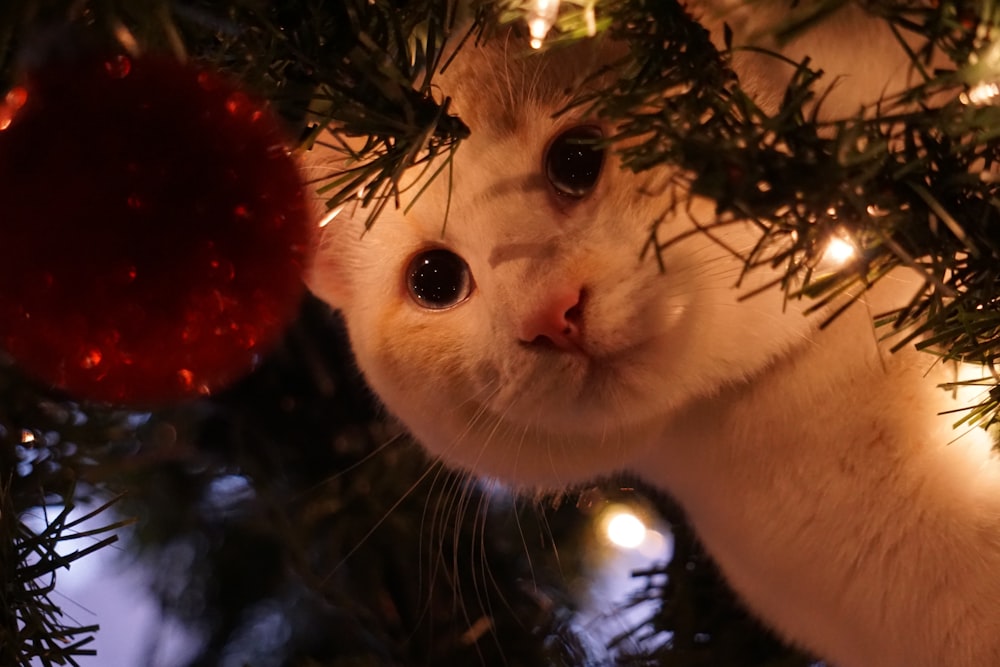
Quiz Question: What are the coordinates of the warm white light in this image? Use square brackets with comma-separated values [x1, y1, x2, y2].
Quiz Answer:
[528, 26, 546, 49]
[584, 4, 597, 36]
[318, 205, 343, 228]
[962, 80, 1000, 106]
[822, 235, 856, 265]
[606, 510, 647, 549]
[527, 0, 560, 49]
[112, 21, 140, 56]
[318, 184, 366, 227]
[962, 39, 1000, 106]
[0, 86, 27, 131]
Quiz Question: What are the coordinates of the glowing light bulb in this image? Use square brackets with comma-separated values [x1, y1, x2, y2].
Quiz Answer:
[961, 81, 1000, 106]
[0, 86, 28, 131]
[111, 21, 140, 57]
[527, 0, 561, 49]
[584, 3, 597, 36]
[605, 510, 647, 549]
[822, 235, 856, 266]
[961, 37, 1000, 105]
[318, 184, 367, 227]
[318, 205, 343, 228]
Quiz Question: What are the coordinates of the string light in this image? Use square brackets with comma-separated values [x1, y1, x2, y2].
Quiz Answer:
[583, 3, 597, 36]
[318, 204, 344, 228]
[814, 207, 857, 269]
[961, 28, 1000, 105]
[961, 80, 1000, 106]
[0, 86, 28, 131]
[318, 185, 367, 228]
[603, 506, 647, 549]
[822, 234, 856, 266]
[526, 0, 561, 49]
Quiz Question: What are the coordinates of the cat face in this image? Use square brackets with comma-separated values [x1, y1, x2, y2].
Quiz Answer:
[308, 36, 815, 488]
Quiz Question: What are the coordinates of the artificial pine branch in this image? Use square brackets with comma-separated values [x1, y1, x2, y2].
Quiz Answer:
[1, 478, 129, 667]
[0, 358, 144, 667]
[294, 0, 472, 228]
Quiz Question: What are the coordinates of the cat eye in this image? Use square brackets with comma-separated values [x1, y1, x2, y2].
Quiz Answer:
[544, 125, 605, 199]
[406, 248, 473, 310]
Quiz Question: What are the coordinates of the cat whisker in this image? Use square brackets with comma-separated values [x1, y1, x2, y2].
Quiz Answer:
[510, 421, 533, 497]
[443, 472, 507, 663]
[318, 455, 445, 585]
[473, 396, 520, 469]
[456, 376, 503, 412]
[469, 479, 511, 658]
[413, 459, 467, 624]
[511, 478, 539, 593]
[535, 494, 564, 579]
[420, 383, 504, 481]
[402, 466, 459, 646]
[545, 430, 569, 488]
[291, 429, 408, 503]
[600, 396, 631, 472]
[414, 468, 492, 662]
[413, 381, 510, 613]
[408, 460, 516, 663]
[443, 474, 476, 622]
[451, 391, 542, 632]
[475, 482, 548, 651]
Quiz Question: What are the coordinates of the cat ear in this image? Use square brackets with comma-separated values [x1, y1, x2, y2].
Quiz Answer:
[304, 226, 354, 310]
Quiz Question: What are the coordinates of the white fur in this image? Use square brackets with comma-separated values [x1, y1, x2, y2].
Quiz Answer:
[308, 8, 1000, 666]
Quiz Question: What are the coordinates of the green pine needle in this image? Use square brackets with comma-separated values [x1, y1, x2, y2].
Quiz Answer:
[1, 481, 130, 667]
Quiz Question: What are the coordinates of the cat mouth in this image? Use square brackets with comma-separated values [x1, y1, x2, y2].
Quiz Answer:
[496, 338, 654, 430]
[518, 329, 643, 363]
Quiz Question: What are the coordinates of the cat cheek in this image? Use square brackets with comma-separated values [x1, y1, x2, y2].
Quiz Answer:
[370, 310, 471, 393]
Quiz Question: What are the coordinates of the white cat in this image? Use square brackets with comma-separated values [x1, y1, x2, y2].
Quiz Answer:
[307, 5, 1000, 666]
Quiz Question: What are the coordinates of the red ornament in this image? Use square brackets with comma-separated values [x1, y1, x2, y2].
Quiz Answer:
[0, 54, 313, 405]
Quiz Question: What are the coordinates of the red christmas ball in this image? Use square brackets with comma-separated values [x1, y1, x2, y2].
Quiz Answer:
[0, 53, 313, 405]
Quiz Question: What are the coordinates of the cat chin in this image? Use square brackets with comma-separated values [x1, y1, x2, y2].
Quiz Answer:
[386, 389, 668, 489]
[364, 325, 805, 488]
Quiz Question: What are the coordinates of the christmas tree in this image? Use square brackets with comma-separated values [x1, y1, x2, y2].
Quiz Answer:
[2, 0, 996, 664]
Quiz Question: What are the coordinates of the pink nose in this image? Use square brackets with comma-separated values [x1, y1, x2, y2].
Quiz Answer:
[519, 288, 586, 351]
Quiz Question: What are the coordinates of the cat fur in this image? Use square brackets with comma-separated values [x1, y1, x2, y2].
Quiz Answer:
[307, 6, 1000, 665]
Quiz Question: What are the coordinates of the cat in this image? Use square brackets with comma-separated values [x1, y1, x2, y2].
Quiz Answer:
[306, 5, 1000, 666]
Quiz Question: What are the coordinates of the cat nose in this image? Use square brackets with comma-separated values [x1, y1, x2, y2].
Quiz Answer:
[519, 288, 586, 351]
